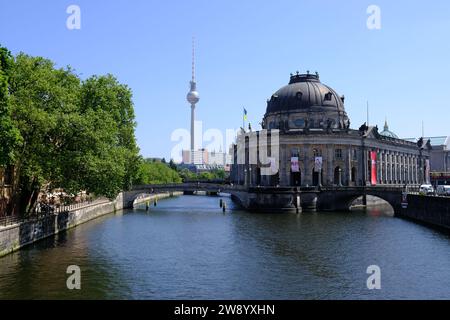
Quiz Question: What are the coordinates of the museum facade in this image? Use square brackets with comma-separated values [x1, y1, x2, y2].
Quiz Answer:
[230, 72, 431, 188]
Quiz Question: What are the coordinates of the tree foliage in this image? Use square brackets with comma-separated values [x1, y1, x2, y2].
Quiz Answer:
[0, 45, 140, 215]
[133, 158, 182, 185]
[0, 46, 21, 166]
[178, 168, 226, 182]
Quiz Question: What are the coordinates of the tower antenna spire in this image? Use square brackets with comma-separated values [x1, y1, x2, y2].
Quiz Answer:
[366, 101, 369, 126]
[422, 120, 424, 138]
[192, 36, 195, 83]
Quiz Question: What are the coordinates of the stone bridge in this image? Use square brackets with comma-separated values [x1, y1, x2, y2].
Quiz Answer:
[123, 183, 244, 208]
[316, 186, 408, 214]
[124, 183, 409, 214]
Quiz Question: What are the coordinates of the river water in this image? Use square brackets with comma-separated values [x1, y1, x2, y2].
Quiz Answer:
[1, 195, 450, 300]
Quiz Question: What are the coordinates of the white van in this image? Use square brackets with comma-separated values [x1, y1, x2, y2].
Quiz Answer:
[436, 185, 450, 196]
[419, 184, 434, 195]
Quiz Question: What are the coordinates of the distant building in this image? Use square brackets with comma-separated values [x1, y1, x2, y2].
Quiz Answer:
[404, 136, 450, 185]
[182, 150, 191, 164]
[404, 136, 450, 172]
[427, 137, 449, 173]
[208, 151, 226, 166]
[182, 149, 209, 165]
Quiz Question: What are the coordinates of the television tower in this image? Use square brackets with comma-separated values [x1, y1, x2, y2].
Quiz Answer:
[186, 37, 200, 156]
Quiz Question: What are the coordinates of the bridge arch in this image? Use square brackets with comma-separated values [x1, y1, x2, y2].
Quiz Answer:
[317, 188, 403, 215]
[346, 195, 394, 213]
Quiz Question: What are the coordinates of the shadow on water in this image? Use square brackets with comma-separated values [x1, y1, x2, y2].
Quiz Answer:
[0, 212, 133, 299]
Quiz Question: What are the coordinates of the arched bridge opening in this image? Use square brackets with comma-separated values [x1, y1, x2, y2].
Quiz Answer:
[348, 195, 394, 214]
[317, 187, 404, 215]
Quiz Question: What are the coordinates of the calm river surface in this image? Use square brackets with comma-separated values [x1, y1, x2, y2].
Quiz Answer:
[1, 195, 450, 300]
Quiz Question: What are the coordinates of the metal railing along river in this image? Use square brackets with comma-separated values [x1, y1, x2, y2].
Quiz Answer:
[0, 197, 110, 227]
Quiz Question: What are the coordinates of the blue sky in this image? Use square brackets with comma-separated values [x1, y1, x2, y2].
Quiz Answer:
[1, 0, 449, 159]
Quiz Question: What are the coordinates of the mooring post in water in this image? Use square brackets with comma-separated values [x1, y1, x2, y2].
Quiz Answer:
[219, 199, 223, 208]
[146, 201, 149, 211]
[154, 197, 158, 207]
[222, 202, 226, 213]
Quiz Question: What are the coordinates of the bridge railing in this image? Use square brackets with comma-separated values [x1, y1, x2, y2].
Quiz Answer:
[130, 183, 425, 195]
[132, 183, 233, 191]
[0, 215, 23, 227]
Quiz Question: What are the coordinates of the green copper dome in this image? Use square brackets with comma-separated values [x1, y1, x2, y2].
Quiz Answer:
[380, 120, 399, 139]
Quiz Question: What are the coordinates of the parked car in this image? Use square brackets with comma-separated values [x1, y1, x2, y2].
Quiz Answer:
[436, 185, 450, 196]
[419, 184, 434, 195]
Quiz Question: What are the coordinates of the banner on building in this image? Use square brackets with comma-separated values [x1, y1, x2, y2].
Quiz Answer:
[291, 157, 299, 172]
[314, 157, 323, 172]
[371, 151, 377, 185]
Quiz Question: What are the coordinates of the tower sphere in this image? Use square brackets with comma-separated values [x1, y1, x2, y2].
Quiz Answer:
[187, 90, 200, 104]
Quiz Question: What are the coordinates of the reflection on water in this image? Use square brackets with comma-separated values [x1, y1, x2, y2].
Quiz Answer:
[1, 195, 450, 299]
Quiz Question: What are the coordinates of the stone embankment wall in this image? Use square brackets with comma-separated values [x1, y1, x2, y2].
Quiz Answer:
[0, 192, 181, 257]
[399, 194, 450, 231]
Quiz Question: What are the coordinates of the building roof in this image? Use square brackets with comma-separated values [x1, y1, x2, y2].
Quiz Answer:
[403, 136, 450, 149]
[265, 72, 346, 115]
[379, 120, 399, 139]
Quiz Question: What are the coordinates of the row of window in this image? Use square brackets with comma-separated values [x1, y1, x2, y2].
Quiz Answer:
[290, 148, 422, 162]
[290, 148, 349, 160]
[268, 118, 336, 130]
[271, 91, 334, 102]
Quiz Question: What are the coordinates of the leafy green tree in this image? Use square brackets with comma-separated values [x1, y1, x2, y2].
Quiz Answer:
[199, 172, 214, 180]
[79, 74, 140, 191]
[0, 46, 21, 166]
[2, 49, 140, 215]
[210, 169, 226, 180]
[178, 168, 197, 181]
[77, 74, 140, 195]
[133, 159, 181, 185]
[169, 159, 177, 171]
[7, 53, 82, 214]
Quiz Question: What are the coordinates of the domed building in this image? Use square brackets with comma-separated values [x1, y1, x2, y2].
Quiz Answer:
[379, 120, 399, 139]
[230, 71, 431, 192]
[264, 71, 349, 132]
